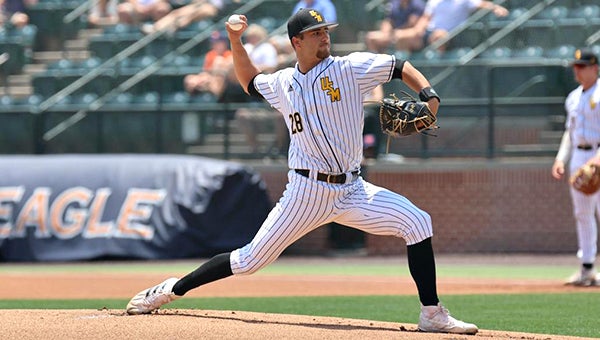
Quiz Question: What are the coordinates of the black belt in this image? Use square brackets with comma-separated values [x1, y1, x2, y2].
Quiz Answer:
[295, 169, 358, 184]
[577, 144, 600, 150]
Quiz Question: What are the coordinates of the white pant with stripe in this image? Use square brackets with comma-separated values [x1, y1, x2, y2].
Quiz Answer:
[230, 170, 433, 275]
[569, 148, 600, 264]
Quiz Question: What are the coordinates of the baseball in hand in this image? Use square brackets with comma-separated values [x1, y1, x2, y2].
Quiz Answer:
[228, 14, 243, 31]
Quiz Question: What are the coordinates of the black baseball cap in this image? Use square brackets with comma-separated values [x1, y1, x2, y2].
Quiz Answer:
[287, 8, 338, 40]
[571, 48, 598, 66]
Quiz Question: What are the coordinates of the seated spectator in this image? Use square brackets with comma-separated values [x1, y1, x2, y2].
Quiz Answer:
[183, 30, 232, 96]
[0, 0, 37, 29]
[364, 0, 426, 53]
[88, 0, 119, 27]
[292, 0, 336, 22]
[142, 0, 223, 35]
[395, 0, 508, 52]
[117, 0, 172, 26]
[234, 24, 289, 158]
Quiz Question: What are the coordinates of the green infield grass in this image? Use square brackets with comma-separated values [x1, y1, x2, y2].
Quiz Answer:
[1, 260, 598, 338]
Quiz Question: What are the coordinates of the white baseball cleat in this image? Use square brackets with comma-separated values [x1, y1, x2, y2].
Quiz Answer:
[565, 268, 598, 286]
[126, 277, 180, 315]
[418, 303, 478, 335]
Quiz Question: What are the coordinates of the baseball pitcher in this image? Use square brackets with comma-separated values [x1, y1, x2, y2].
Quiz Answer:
[126, 8, 477, 335]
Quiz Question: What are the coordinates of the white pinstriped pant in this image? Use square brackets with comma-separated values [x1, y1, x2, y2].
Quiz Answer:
[569, 148, 599, 264]
[230, 170, 433, 275]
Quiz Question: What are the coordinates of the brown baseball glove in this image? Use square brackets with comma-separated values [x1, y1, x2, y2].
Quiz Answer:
[379, 92, 439, 138]
[377, 92, 439, 153]
[570, 163, 600, 195]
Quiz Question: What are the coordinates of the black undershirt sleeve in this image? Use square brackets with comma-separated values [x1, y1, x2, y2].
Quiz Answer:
[391, 60, 406, 80]
[247, 74, 264, 99]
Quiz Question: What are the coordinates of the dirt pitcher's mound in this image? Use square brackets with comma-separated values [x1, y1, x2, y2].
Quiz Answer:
[0, 309, 592, 340]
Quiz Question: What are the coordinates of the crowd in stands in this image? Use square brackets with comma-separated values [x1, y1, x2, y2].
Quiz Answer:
[7, 0, 599, 159]
[365, 0, 508, 53]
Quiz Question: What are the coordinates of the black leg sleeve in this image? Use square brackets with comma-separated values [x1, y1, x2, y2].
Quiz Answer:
[172, 252, 233, 296]
[406, 237, 439, 306]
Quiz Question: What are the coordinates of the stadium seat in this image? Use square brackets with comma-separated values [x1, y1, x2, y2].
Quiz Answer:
[535, 6, 569, 20]
[103, 23, 141, 36]
[411, 49, 441, 62]
[441, 47, 472, 60]
[118, 55, 157, 76]
[80, 57, 102, 71]
[512, 46, 544, 59]
[0, 24, 38, 48]
[46, 58, 77, 76]
[72, 93, 99, 107]
[97, 93, 132, 113]
[550, 5, 594, 48]
[161, 91, 190, 105]
[479, 46, 512, 59]
[0, 94, 13, 106]
[134, 91, 159, 103]
[161, 91, 191, 112]
[544, 44, 576, 60]
[569, 4, 600, 20]
[190, 91, 217, 104]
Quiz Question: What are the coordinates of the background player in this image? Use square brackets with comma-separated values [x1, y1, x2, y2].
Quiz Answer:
[552, 48, 600, 286]
[126, 8, 478, 335]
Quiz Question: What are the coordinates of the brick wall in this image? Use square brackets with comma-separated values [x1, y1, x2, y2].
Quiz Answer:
[254, 159, 577, 255]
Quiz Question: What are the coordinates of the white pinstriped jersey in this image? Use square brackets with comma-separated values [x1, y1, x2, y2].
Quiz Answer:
[229, 52, 434, 276]
[565, 79, 600, 147]
[253, 52, 395, 173]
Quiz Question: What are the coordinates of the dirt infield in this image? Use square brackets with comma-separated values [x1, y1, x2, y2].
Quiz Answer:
[1, 255, 598, 340]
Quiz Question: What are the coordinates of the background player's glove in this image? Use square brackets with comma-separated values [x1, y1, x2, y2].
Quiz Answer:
[378, 92, 438, 138]
[570, 163, 600, 195]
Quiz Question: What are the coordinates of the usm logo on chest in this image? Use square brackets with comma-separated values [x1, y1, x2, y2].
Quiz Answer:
[320, 76, 340, 102]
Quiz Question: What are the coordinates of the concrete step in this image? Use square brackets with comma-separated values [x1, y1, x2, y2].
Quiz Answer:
[23, 63, 47, 75]
[33, 50, 90, 64]
[64, 39, 89, 51]
[78, 28, 103, 39]
[501, 143, 559, 156]
[7, 74, 31, 86]
[539, 130, 563, 144]
[0, 85, 33, 97]
[201, 133, 277, 145]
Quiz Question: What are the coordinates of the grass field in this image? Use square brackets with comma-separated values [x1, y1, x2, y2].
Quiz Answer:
[1, 258, 599, 338]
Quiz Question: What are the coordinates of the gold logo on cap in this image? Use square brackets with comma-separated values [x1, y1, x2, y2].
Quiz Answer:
[309, 10, 323, 22]
[575, 49, 582, 59]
